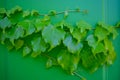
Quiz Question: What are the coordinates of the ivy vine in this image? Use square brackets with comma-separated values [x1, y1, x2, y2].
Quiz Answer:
[0, 6, 120, 80]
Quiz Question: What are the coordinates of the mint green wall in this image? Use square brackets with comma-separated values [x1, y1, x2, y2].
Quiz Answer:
[0, 0, 120, 80]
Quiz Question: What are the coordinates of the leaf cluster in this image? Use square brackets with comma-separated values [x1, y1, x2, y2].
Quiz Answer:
[0, 6, 119, 75]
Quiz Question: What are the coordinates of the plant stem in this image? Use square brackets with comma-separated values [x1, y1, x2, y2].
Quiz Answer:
[73, 72, 86, 80]
[39, 9, 88, 16]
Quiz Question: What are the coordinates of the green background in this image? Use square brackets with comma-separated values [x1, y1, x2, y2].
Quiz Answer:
[0, 0, 120, 80]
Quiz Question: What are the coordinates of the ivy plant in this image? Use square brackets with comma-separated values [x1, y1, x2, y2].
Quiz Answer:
[0, 6, 119, 80]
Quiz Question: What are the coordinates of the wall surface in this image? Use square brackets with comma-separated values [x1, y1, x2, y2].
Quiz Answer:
[0, 0, 120, 80]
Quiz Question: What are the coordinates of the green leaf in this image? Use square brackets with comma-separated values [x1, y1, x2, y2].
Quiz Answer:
[97, 22, 118, 39]
[31, 10, 39, 16]
[42, 25, 65, 48]
[31, 37, 47, 57]
[23, 46, 31, 57]
[94, 25, 109, 42]
[80, 43, 106, 72]
[86, 35, 105, 55]
[108, 27, 118, 39]
[14, 39, 24, 50]
[86, 34, 97, 49]
[76, 20, 91, 33]
[34, 19, 46, 32]
[63, 34, 83, 54]
[93, 42, 105, 54]
[4, 39, 14, 50]
[49, 10, 56, 16]
[104, 38, 114, 52]
[7, 6, 22, 16]
[0, 17, 11, 29]
[64, 11, 68, 18]
[72, 28, 87, 42]
[57, 50, 79, 74]
[18, 20, 35, 36]
[46, 58, 54, 68]
[55, 20, 74, 33]
[116, 22, 120, 27]
[22, 10, 30, 18]
[0, 32, 6, 44]
[106, 50, 116, 65]
[0, 8, 6, 14]
[6, 26, 24, 45]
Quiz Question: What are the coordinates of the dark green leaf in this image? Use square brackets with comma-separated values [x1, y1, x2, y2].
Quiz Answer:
[57, 50, 79, 74]
[14, 39, 24, 50]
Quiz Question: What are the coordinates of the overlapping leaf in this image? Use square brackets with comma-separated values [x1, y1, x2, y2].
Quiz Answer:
[42, 25, 65, 49]
[18, 20, 35, 36]
[63, 34, 83, 54]
[31, 36, 48, 57]
[6, 26, 24, 44]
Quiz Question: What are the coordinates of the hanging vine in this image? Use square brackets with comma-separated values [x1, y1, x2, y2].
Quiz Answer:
[0, 6, 120, 80]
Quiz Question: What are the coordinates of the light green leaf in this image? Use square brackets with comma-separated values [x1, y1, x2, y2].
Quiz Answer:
[104, 38, 114, 52]
[76, 20, 91, 33]
[23, 10, 30, 18]
[94, 26, 109, 42]
[31, 10, 39, 16]
[34, 19, 45, 32]
[63, 34, 83, 54]
[46, 58, 54, 68]
[64, 11, 68, 18]
[97, 22, 118, 39]
[0, 17, 11, 29]
[57, 50, 79, 74]
[23, 46, 31, 57]
[92, 42, 105, 54]
[108, 27, 118, 39]
[72, 28, 86, 42]
[55, 20, 74, 33]
[14, 39, 24, 50]
[7, 6, 22, 16]
[42, 25, 65, 48]
[31, 37, 47, 56]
